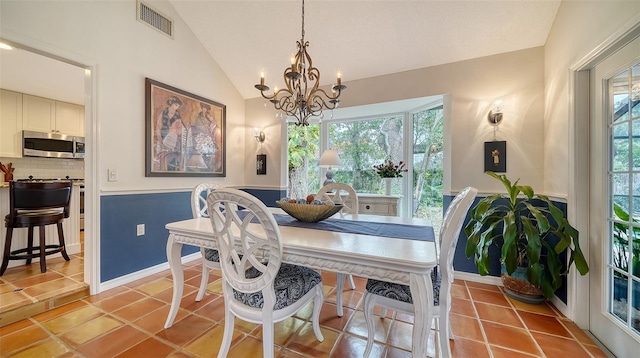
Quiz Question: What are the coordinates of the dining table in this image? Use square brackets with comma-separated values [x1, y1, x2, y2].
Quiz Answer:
[163, 208, 440, 358]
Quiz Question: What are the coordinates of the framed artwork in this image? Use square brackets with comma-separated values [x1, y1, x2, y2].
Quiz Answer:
[484, 141, 506, 173]
[145, 78, 226, 177]
[256, 154, 267, 175]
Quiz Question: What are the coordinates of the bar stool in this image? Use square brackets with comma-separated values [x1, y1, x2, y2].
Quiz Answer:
[1, 180, 73, 275]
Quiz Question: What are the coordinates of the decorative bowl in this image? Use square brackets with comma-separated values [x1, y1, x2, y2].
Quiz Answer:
[276, 201, 343, 223]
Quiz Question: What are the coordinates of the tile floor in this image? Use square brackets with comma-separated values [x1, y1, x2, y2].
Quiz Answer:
[0, 256, 610, 358]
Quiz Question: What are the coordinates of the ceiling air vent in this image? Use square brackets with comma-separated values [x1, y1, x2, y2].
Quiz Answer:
[137, 1, 173, 39]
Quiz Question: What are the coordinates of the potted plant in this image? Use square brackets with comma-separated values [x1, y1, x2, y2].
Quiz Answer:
[464, 171, 589, 301]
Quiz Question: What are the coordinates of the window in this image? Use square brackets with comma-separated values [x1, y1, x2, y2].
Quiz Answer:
[286, 97, 443, 220]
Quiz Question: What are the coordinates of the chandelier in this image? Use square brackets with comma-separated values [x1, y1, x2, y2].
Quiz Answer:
[255, 0, 346, 126]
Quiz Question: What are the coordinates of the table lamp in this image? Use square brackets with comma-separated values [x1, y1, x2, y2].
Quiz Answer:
[318, 149, 342, 186]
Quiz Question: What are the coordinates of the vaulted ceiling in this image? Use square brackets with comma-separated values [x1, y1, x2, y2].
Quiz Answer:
[170, 0, 561, 99]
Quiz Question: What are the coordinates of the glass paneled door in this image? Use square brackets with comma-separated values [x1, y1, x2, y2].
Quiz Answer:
[590, 35, 640, 357]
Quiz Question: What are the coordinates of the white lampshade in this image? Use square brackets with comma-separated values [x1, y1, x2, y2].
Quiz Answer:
[318, 149, 342, 168]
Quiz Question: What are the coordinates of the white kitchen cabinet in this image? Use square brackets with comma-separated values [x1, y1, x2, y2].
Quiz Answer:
[55, 101, 84, 136]
[357, 194, 401, 216]
[22, 94, 84, 136]
[0, 89, 23, 157]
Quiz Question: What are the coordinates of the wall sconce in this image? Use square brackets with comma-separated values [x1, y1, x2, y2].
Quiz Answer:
[487, 100, 504, 125]
[253, 128, 265, 143]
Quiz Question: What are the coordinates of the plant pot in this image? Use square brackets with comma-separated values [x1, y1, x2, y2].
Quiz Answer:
[500, 264, 545, 304]
[384, 178, 392, 195]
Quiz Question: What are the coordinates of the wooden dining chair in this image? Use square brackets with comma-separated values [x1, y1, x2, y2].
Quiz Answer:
[207, 188, 324, 358]
[362, 187, 477, 358]
[316, 182, 359, 315]
[1, 180, 73, 275]
[191, 183, 223, 301]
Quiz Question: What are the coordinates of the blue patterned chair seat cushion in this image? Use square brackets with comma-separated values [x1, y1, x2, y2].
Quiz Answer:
[365, 269, 441, 306]
[233, 263, 322, 310]
[203, 248, 220, 262]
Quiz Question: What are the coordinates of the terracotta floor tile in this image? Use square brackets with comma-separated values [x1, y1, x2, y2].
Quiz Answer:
[475, 301, 523, 327]
[183, 323, 241, 357]
[507, 296, 558, 316]
[229, 335, 276, 357]
[11, 271, 64, 288]
[468, 288, 510, 307]
[0, 323, 50, 354]
[31, 299, 88, 322]
[133, 305, 189, 335]
[481, 320, 542, 356]
[92, 290, 146, 312]
[114, 337, 175, 358]
[450, 336, 490, 358]
[532, 331, 591, 358]
[22, 277, 84, 298]
[77, 325, 147, 357]
[41, 305, 104, 334]
[0, 317, 34, 335]
[318, 302, 354, 331]
[7, 337, 69, 357]
[2, 264, 609, 358]
[465, 281, 501, 292]
[561, 319, 598, 345]
[333, 333, 385, 358]
[490, 344, 539, 358]
[286, 324, 340, 357]
[583, 343, 610, 358]
[112, 297, 167, 322]
[386, 320, 415, 351]
[450, 297, 476, 317]
[156, 314, 216, 346]
[193, 295, 226, 322]
[134, 278, 174, 296]
[85, 285, 129, 303]
[0, 290, 34, 312]
[450, 284, 470, 299]
[518, 310, 571, 337]
[450, 313, 484, 342]
[59, 315, 124, 347]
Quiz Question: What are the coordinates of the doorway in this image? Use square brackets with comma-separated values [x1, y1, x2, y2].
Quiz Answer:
[588, 35, 640, 357]
[0, 41, 95, 319]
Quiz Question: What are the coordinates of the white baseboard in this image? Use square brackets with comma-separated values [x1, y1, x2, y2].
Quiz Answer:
[97, 252, 201, 293]
[454, 271, 503, 286]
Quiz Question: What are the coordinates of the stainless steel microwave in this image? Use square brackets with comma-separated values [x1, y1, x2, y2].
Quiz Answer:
[23, 130, 85, 159]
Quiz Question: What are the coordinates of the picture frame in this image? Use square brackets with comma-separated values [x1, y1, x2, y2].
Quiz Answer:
[484, 141, 506, 173]
[145, 78, 226, 177]
[256, 154, 267, 175]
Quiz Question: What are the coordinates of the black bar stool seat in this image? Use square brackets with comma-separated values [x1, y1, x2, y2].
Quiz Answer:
[1, 181, 73, 275]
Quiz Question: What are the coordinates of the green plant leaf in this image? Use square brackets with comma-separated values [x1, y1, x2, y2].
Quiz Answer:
[523, 217, 541, 264]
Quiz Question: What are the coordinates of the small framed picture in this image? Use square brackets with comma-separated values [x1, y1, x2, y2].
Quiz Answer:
[484, 141, 506, 173]
[256, 154, 267, 175]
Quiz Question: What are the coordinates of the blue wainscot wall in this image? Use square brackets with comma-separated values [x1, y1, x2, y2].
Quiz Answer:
[99, 188, 284, 282]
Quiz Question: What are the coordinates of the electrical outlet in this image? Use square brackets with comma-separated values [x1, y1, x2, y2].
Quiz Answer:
[136, 224, 145, 236]
[108, 169, 118, 182]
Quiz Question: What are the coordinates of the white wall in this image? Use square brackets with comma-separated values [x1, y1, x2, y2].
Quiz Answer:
[544, 1, 640, 196]
[0, 0, 246, 192]
[245, 47, 546, 195]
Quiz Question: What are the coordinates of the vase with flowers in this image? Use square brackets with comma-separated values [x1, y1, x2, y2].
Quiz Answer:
[373, 159, 408, 195]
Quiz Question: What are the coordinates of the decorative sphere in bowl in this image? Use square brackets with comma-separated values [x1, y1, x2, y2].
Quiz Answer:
[276, 201, 343, 223]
